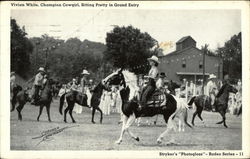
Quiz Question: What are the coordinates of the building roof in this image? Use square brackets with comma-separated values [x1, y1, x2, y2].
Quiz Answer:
[160, 46, 219, 58]
[176, 36, 196, 44]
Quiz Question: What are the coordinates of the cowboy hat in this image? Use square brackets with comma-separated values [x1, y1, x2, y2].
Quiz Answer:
[38, 67, 46, 72]
[147, 55, 160, 64]
[81, 69, 90, 75]
[208, 74, 216, 79]
[159, 72, 166, 78]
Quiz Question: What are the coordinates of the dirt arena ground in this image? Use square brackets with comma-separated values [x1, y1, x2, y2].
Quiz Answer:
[10, 99, 242, 150]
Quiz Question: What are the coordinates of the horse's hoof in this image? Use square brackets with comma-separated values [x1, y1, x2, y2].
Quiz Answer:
[11, 109, 14, 112]
[64, 120, 67, 123]
[135, 137, 140, 142]
[73, 121, 76, 123]
[37, 118, 39, 122]
[224, 125, 228, 128]
[91, 121, 96, 124]
[115, 140, 122, 144]
[49, 120, 52, 122]
[154, 121, 156, 125]
[157, 139, 162, 144]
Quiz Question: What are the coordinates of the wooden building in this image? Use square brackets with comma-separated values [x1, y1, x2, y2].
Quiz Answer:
[158, 36, 223, 84]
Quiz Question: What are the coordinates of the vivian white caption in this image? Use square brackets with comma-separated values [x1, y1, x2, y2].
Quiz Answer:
[11, 2, 139, 8]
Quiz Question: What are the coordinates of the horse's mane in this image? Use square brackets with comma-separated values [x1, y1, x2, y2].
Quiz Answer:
[122, 70, 139, 100]
[216, 83, 228, 98]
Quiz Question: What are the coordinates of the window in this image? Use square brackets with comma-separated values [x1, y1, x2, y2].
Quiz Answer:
[199, 61, 203, 69]
[182, 59, 186, 68]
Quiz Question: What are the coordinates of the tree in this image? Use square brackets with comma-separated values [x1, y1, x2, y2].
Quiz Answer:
[105, 25, 158, 74]
[201, 44, 215, 56]
[216, 32, 241, 80]
[29, 36, 106, 83]
[11, 18, 33, 78]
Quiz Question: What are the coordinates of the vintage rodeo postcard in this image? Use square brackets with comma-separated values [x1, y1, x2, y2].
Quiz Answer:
[0, 1, 249, 159]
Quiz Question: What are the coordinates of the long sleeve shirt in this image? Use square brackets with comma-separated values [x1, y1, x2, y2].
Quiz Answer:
[148, 66, 158, 80]
[34, 73, 44, 86]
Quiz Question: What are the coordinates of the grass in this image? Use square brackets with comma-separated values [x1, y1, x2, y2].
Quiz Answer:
[10, 98, 242, 150]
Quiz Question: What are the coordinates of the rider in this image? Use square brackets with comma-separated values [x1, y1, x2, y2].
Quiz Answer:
[31, 67, 46, 105]
[10, 72, 16, 99]
[80, 69, 90, 105]
[70, 78, 79, 101]
[139, 55, 159, 110]
[205, 74, 217, 109]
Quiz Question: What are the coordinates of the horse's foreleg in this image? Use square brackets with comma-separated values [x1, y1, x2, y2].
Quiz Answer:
[221, 110, 228, 128]
[115, 115, 128, 144]
[125, 115, 139, 142]
[37, 106, 44, 121]
[45, 105, 51, 122]
[216, 110, 225, 125]
[64, 107, 69, 123]
[91, 108, 96, 124]
[69, 108, 76, 123]
[154, 115, 159, 125]
[96, 107, 103, 124]
[11, 97, 17, 112]
[16, 103, 24, 121]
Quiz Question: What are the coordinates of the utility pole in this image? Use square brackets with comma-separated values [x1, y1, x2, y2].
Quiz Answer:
[202, 50, 206, 95]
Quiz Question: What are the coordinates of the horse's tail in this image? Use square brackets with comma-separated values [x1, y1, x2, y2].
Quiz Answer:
[184, 107, 193, 129]
[59, 93, 66, 115]
[188, 96, 196, 106]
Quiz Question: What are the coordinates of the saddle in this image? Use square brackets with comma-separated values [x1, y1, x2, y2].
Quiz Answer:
[146, 89, 166, 107]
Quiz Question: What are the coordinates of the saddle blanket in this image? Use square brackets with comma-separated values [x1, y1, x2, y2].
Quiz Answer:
[146, 90, 166, 107]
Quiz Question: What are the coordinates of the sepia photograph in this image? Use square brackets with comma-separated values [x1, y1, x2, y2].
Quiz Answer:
[1, 1, 250, 158]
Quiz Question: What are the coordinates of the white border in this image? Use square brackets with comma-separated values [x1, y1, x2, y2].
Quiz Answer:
[1, 1, 249, 159]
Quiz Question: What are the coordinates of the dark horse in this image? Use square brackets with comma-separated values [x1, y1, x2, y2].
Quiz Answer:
[188, 83, 238, 128]
[59, 90, 89, 123]
[11, 85, 31, 120]
[59, 74, 115, 123]
[167, 80, 181, 95]
[105, 70, 192, 144]
[11, 84, 24, 112]
[11, 79, 54, 121]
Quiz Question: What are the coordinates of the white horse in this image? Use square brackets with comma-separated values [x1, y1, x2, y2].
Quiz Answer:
[105, 69, 192, 144]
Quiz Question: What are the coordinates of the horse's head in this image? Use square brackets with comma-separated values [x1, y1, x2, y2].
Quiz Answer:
[102, 68, 126, 89]
[13, 85, 22, 94]
[226, 84, 238, 94]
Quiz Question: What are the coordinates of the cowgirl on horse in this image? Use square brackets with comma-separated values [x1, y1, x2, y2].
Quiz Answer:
[138, 55, 159, 111]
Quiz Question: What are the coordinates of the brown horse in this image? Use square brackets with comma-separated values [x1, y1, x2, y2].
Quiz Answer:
[34, 78, 55, 122]
[11, 79, 54, 121]
[59, 80, 111, 123]
[11, 85, 31, 120]
[188, 83, 238, 128]
[59, 90, 89, 123]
